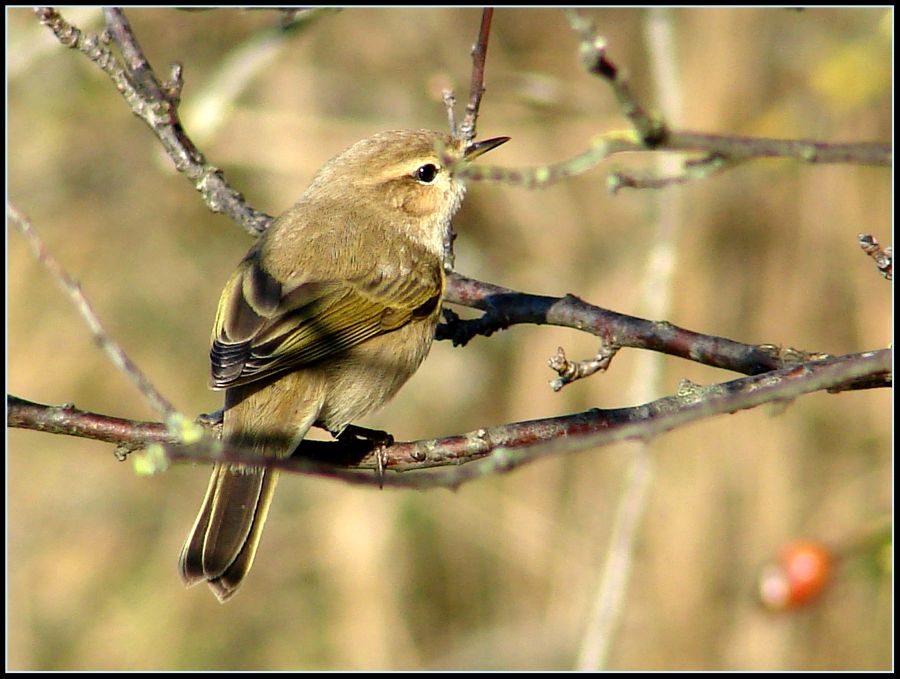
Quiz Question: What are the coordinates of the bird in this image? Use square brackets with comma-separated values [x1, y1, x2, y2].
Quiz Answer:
[179, 129, 509, 601]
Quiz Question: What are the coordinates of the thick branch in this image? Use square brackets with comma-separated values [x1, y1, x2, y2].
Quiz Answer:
[441, 274, 888, 390]
[8, 349, 890, 489]
[8, 396, 171, 447]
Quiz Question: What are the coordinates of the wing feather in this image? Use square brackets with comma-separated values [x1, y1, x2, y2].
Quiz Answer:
[209, 250, 442, 390]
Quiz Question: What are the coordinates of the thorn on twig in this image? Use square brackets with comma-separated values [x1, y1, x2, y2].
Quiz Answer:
[114, 442, 141, 461]
[442, 224, 457, 272]
[757, 344, 833, 364]
[442, 89, 457, 137]
[163, 62, 184, 105]
[858, 233, 892, 280]
[548, 344, 619, 392]
[375, 447, 387, 489]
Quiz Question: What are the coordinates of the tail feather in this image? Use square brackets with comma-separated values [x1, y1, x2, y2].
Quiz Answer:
[207, 470, 280, 602]
[180, 373, 323, 601]
[179, 465, 280, 602]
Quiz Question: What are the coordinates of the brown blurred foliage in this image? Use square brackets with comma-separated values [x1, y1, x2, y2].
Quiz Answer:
[7, 7, 892, 671]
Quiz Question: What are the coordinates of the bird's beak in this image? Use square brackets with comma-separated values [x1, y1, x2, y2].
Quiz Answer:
[464, 135, 510, 160]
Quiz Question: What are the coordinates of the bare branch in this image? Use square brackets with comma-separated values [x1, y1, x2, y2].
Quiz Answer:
[34, 7, 273, 236]
[460, 127, 891, 189]
[8, 396, 175, 447]
[457, 9, 890, 189]
[442, 8, 495, 269]
[18, 9, 890, 484]
[440, 274, 887, 390]
[8, 349, 890, 489]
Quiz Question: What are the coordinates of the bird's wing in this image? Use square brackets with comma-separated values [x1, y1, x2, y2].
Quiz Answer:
[209, 252, 442, 390]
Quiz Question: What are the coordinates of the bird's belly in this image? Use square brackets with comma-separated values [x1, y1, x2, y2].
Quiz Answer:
[316, 318, 437, 434]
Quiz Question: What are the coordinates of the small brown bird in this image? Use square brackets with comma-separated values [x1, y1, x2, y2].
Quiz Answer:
[179, 129, 508, 602]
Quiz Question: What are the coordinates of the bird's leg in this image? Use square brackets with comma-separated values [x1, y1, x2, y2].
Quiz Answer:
[337, 424, 395, 447]
[336, 425, 394, 486]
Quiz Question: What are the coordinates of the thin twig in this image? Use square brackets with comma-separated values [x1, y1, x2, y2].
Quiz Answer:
[8, 396, 176, 446]
[547, 345, 618, 392]
[667, 130, 891, 165]
[444, 7, 494, 268]
[565, 8, 665, 145]
[576, 9, 684, 669]
[459, 129, 891, 188]
[8, 203, 181, 423]
[457, 9, 890, 189]
[459, 7, 494, 143]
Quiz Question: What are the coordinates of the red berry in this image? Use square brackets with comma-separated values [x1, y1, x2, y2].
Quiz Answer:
[759, 540, 832, 610]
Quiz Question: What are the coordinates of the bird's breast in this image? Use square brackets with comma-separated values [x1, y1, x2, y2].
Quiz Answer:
[316, 315, 438, 434]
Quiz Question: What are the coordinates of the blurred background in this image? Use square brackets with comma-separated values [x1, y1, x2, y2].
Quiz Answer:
[7, 7, 892, 670]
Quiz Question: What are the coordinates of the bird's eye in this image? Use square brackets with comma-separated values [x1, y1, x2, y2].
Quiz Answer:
[415, 163, 439, 183]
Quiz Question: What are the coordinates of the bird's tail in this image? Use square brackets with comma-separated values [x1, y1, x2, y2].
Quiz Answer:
[179, 463, 280, 602]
